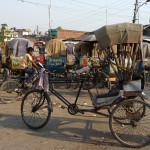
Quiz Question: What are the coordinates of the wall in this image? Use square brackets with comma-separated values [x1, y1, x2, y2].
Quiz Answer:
[57, 28, 86, 40]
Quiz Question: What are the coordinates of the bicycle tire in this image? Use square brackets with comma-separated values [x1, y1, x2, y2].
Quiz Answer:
[2, 68, 9, 82]
[65, 72, 78, 89]
[0, 80, 19, 103]
[65, 73, 71, 89]
[107, 96, 145, 115]
[82, 76, 96, 90]
[21, 89, 52, 130]
[0, 68, 9, 85]
[96, 72, 111, 95]
[109, 99, 150, 148]
[109, 98, 146, 126]
[72, 82, 79, 89]
[72, 75, 79, 89]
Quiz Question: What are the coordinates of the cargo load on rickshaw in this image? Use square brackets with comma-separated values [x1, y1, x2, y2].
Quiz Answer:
[45, 39, 67, 72]
[2, 38, 33, 71]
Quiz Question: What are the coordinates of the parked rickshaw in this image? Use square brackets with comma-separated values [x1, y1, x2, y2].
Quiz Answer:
[45, 39, 67, 78]
[21, 23, 150, 148]
[0, 38, 33, 83]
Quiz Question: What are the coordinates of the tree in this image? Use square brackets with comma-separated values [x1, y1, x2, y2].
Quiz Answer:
[0, 24, 8, 43]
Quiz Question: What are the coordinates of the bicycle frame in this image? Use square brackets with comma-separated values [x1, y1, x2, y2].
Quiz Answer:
[49, 79, 84, 107]
[47, 76, 145, 118]
[47, 78, 112, 117]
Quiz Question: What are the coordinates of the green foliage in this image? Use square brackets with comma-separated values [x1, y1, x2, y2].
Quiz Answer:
[0, 24, 7, 43]
[0, 34, 5, 43]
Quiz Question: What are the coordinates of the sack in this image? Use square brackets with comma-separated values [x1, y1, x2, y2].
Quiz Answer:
[76, 66, 90, 74]
[36, 68, 49, 92]
[11, 56, 23, 71]
[143, 59, 150, 70]
[80, 57, 89, 66]
[2, 55, 7, 65]
[67, 54, 75, 65]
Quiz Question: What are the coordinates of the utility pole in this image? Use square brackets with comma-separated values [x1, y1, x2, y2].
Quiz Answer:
[48, 5, 50, 29]
[48, 0, 52, 37]
[48, 0, 51, 29]
[106, 0, 107, 25]
[133, 0, 150, 23]
[19, 0, 52, 33]
[133, 0, 138, 23]
[36, 25, 39, 35]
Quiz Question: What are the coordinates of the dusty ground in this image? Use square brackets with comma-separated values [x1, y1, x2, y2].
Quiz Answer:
[0, 84, 150, 150]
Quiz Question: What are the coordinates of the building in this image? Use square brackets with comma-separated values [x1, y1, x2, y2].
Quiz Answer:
[4, 29, 18, 41]
[48, 27, 86, 40]
[15, 29, 32, 38]
[143, 24, 150, 40]
[1, 28, 32, 42]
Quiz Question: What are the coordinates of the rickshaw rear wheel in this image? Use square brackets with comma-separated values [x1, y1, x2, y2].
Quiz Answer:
[109, 99, 150, 148]
[107, 96, 145, 115]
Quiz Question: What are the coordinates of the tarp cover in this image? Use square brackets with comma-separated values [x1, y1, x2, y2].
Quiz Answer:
[7, 38, 33, 57]
[94, 23, 143, 49]
[143, 42, 150, 68]
[45, 39, 66, 56]
[143, 42, 150, 59]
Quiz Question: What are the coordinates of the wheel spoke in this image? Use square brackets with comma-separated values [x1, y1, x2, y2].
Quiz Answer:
[21, 90, 51, 130]
[109, 99, 150, 148]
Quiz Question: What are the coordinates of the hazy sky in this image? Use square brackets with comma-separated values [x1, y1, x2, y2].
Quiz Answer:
[0, 0, 150, 33]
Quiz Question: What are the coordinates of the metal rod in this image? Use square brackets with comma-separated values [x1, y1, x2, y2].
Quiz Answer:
[48, 0, 51, 29]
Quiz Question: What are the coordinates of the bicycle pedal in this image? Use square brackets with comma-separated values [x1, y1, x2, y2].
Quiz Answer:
[79, 110, 84, 114]
[60, 105, 66, 109]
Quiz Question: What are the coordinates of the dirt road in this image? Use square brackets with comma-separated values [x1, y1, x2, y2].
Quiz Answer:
[0, 85, 150, 150]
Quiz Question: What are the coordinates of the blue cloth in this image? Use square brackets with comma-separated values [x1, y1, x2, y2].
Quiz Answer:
[21, 68, 35, 83]
[8, 38, 33, 57]
[137, 61, 144, 74]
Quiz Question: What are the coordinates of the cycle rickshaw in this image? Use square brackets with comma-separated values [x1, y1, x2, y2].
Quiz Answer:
[21, 23, 150, 148]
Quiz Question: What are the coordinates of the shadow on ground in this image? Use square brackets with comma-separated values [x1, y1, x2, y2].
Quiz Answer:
[0, 112, 123, 148]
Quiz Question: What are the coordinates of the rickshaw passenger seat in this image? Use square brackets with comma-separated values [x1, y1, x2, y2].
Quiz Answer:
[96, 89, 119, 98]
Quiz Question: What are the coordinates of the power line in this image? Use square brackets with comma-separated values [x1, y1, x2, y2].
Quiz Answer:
[69, 0, 105, 7]
[57, 0, 106, 8]
[53, 1, 134, 22]
[16, 0, 51, 29]
[16, 0, 48, 7]
[56, 10, 133, 31]
[53, 7, 102, 24]
[53, 6, 133, 28]
[13, 0, 148, 32]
